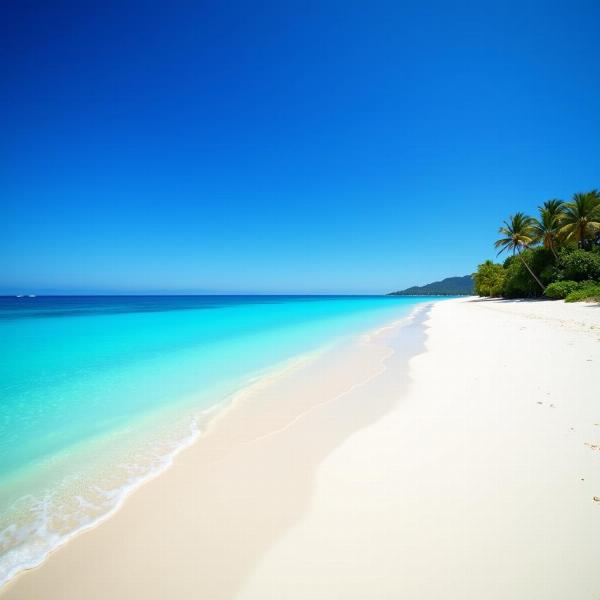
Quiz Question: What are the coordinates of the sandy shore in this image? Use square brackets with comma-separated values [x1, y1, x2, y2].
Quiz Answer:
[2, 298, 600, 599]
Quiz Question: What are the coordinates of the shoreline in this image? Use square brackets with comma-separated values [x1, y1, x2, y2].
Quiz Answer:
[0, 348, 327, 590]
[4, 297, 599, 599]
[0, 302, 432, 596]
[239, 298, 600, 599]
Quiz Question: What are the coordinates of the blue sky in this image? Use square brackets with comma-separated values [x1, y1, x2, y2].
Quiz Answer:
[2, 1, 599, 294]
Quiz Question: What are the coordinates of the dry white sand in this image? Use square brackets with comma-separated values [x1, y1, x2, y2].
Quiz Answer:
[239, 298, 600, 600]
[2, 298, 600, 599]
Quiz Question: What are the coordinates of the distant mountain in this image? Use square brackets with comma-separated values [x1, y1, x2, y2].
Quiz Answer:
[388, 275, 474, 296]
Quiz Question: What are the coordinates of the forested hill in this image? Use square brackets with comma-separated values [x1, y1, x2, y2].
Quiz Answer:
[388, 275, 474, 296]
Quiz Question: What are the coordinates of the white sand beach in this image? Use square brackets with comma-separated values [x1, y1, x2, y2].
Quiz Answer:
[2, 297, 600, 599]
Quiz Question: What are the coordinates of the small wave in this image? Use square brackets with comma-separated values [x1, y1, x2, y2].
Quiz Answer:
[0, 417, 201, 589]
[0, 353, 318, 590]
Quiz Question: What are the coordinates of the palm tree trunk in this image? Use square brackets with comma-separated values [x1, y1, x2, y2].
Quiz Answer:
[550, 242, 558, 261]
[517, 250, 545, 292]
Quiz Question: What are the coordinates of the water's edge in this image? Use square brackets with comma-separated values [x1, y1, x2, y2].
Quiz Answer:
[0, 301, 436, 590]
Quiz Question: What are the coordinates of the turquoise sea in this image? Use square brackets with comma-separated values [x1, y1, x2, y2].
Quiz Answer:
[0, 294, 432, 585]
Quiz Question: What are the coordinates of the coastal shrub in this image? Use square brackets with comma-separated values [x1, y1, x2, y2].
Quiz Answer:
[473, 261, 506, 297]
[544, 280, 581, 299]
[502, 260, 536, 297]
[556, 249, 600, 282]
[502, 248, 555, 298]
[564, 283, 600, 303]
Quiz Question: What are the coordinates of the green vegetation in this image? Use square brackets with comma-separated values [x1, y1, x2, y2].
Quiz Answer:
[494, 212, 545, 291]
[565, 284, 600, 303]
[544, 280, 584, 299]
[474, 189, 600, 302]
[502, 248, 556, 298]
[473, 261, 505, 297]
[555, 248, 600, 281]
[560, 192, 600, 248]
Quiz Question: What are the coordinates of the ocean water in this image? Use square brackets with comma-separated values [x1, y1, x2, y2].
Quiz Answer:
[0, 294, 432, 585]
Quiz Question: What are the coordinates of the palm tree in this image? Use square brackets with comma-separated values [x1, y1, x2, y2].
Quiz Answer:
[531, 199, 564, 259]
[495, 212, 545, 291]
[559, 190, 600, 249]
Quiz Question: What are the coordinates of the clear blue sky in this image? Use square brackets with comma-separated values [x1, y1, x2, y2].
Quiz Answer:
[2, 1, 599, 294]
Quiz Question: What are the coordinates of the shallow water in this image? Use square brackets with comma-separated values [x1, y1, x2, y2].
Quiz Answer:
[0, 294, 434, 586]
